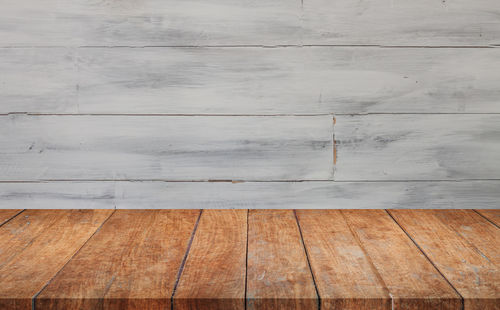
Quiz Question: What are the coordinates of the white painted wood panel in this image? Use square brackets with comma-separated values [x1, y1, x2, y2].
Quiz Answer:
[335, 114, 500, 181]
[0, 115, 333, 181]
[1, 181, 499, 209]
[0, 0, 498, 46]
[301, 0, 500, 46]
[2, 47, 500, 114]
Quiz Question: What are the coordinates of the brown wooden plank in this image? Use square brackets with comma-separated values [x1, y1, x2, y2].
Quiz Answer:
[434, 210, 499, 264]
[476, 209, 500, 227]
[341, 210, 462, 310]
[173, 209, 247, 310]
[296, 209, 390, 310]
[0, 209, 22, 226]
[36, 210, 200, 310]
[246, 210, 317, 310]
[0, 209, 113, 310]
[389, 210, 500, 310]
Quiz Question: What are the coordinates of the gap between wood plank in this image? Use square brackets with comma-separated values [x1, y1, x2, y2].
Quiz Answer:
[293, 210, 321, 310]
[31, 209, 116, 310]
[472, 210, 500, 229]
[385, 210, 465, 310]
[170, 209, 203, 310]
[338, 210, 392, 306]
[0, 210, 24, 228]
[244, 209, 249, 310]
[443, 212, 496, 268]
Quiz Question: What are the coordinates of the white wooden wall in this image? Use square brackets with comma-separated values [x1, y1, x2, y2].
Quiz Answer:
[1, 0, 499, 209]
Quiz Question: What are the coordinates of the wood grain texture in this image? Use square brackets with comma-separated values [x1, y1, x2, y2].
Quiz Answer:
[2, 181, 500, 209]
[0, 115, 333, 181]
[335, 114, 500, 181]
[0, 209, 22, 226]
[0, 0, 498, 46]
[173, 210, 247, 310]
[389, 210, 500, 310]
[341, 210, 462, 309]
[0, 209, 113, 310]
[476, 209, 500, 227]
[2, 47, 500, 114]
[246, 210, 317, 310]
[300, 0, 500, 46]
[36, 210, 199, 310]
[296, 210, 390, 310]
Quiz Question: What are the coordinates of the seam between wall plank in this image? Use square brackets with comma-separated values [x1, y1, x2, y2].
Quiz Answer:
[0, 45, 498, 48]
[3, 179, 500, 183]
[170, 209, 203, 310]
[31, 209, 116, 310]
[332, 116, 336, 179]
[385, 210, 465, 310]
[4, 113, 500, 117]
[2, 113, 335, 116]
[293, 210, 321, 310]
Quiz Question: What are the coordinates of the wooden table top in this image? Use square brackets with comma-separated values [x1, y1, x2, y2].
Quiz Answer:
[0, 209, 498, 310]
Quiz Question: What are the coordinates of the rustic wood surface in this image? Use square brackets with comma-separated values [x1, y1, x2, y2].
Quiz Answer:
[0, 209, 22, 226]
[335, 114, 500, 181]
[1, 0, 498, 46]
[2, 181, 500, 210]
[173, 210, 247, 310]
[36, 210, 199, 310]
[296, 210, 391, 310]
[246, 210, 317, 309]
[342, 210, 462, 309]
[0, 115, 333, 181]
[0, 209, 113, 310]
[2, 48, 500, 114]
[476, 209, 500, 227]
[389, 209, 500, 310]
[0, 0, 499, 206]
[0, 209, 498, 309]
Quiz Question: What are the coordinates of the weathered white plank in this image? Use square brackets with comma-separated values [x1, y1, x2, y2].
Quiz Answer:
[301, 0, 500, 46]
[1, 181, 500, 209]
[2, 47, 500, 114]
[0, 115, 333, 181]
[335, 114, 500, 180]
[0, 0, 498, 46]
[0, 48, 78, 114]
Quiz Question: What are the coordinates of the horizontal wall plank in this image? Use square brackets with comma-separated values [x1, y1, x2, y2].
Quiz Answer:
[335, 114, 500, 180]
[0, 0, 498, 46]
[0, 115, 333, 181]
[300, 0, 500, 46]
[1, 181, 499, 209]
[2, 47, 500, 114]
